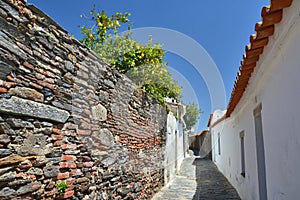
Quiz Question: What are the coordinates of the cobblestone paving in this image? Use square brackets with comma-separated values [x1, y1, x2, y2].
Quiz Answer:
[152, 157, 241, 200]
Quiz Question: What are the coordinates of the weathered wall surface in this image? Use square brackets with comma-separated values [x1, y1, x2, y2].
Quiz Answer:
[0, 0, 167, 199]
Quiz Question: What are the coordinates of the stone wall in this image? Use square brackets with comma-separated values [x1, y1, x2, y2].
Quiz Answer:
[0, 0, 167, 199]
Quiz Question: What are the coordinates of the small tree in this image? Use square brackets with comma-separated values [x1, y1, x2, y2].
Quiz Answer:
[80, 9, 182, 104]
[183, 102, 203, 130]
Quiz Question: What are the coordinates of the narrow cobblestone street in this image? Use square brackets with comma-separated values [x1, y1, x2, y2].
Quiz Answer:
[152, 157, 241, 200]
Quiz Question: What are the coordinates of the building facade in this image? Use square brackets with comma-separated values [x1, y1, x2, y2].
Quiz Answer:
[164, 100, 188, 184]
[210, 1, 300, 199]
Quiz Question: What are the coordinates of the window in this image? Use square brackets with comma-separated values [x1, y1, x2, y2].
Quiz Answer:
[240, 131, 245, 177]
[218, 132, 221, 155]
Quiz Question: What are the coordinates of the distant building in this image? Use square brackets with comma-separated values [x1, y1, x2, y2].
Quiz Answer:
[189, 130, 211, 159]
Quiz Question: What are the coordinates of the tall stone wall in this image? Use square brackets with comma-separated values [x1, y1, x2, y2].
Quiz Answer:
[0, 0, 167, 199]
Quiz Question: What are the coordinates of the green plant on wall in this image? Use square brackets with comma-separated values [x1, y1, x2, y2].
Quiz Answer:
[56, 180, 67, 195]
[80, 9, 182, 104]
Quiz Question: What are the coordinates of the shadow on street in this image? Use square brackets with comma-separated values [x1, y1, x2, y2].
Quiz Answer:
[192, 158, 241, 200]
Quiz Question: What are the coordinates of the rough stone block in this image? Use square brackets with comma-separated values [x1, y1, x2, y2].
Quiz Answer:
[6, 118, 34, 129]
[0, 96, 70, 123]
[0, 187, 16, 199]
[0, 171, 16, 182]
[99, 129, 115, 147]
[17, 134, 51, 156]
[91, 103, 107, 121]
[43, 165, 59, 178]
[0, 149, 12, 157]
[0, 123, 15, 135]
[8, 86, 44, 103]
[27, 167, 44, 176]
[16, 182, 42, 195]
[0, 134, 10, 144]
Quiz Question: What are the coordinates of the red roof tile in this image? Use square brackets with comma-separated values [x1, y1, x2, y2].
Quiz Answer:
[226, 0, 293, 117]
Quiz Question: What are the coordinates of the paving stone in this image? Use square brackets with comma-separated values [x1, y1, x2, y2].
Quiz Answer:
[152, 157, 240, 200]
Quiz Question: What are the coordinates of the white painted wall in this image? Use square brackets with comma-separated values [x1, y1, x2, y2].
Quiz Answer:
[211, 2, 300, 200]
[211, 110, 259, 200]
[164, 111, 186, 185]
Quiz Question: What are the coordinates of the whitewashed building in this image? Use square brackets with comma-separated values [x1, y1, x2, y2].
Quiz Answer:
[164, 100, 188, 184]
[210, 0, 300, 199]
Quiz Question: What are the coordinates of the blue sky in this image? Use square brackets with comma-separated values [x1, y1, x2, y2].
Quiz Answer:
[27, 0, 269, 131]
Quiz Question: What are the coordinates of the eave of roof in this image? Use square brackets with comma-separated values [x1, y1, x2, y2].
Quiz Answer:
[226, 0, 293, 118]
[189, 130, 208, 137]
[207, 114, 213, 127]
[209, 116, 226, 129]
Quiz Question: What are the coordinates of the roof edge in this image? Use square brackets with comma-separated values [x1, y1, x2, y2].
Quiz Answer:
[226, 0, 293, 118]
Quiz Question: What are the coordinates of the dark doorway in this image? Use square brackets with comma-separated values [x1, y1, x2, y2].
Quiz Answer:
[253, 104, 268, 200]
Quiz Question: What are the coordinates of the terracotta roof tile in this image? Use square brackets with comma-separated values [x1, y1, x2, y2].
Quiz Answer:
[226, 0, 293, 117]
[270, 0, 292, 12]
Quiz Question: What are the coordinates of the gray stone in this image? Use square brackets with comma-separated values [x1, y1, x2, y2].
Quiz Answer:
[6, 118, 34, 129]
[18, 159, 32, 170]
[33, 127, 52, 135]
[98, 90, 110, 102]
[16, 182, 42, 195]
[104, 79, 115, 88]
[0, 123, 15, 135]
[91, 150, 108, 157]
[0, 1, 27, 23]
[40, 122, 53, 127]
[101, 156, 116, 167]
[74, 77, 89, 88]
[91, 103, 107, 121]
[28, 167, 44, 176]
[0, 149, 12, 157]
[65, 61, 75, 73]
[46, 157, 61, 164]
[0, 31, 27, 60]
[0, 60, 15, 80]
[51, 100, 73, 112]
[0, 134, 10, 144]
[33, 121, 53, 128]
[43, 165, 59, 178]
[0, 8, 8, 19]
[8, 87, 44, 103]
[8, 178, 31, 187]
[0, 187, 16, 200]
[111, 105, 120, 116]
[17, 134, 51, 156]
[0, 96, 70, 123]
[14, 136, 23, 143]
[111, 176, 121, 182]
[99, 129, 115, 147]
[0, 166, 12, 176]
[63, 72, 74, 83]
[32, 155, 47, 167]
[0, 171, 16, 182]
[64, 150, 80, 155]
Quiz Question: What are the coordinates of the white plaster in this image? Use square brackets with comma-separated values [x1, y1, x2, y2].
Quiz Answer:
[210, 2, 300, 200]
